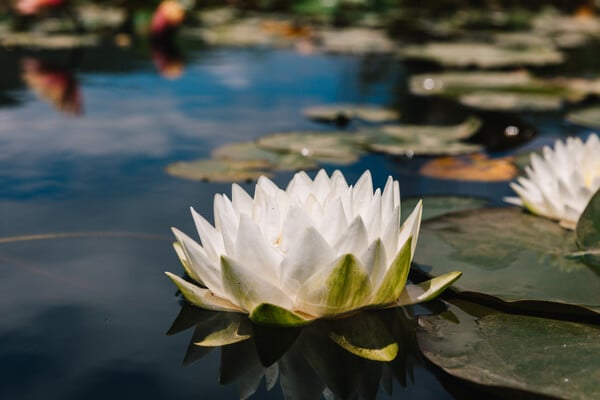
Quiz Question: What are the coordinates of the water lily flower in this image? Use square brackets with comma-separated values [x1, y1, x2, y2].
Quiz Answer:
[505, 134, 600, 229]
[166, 169, 460, 327]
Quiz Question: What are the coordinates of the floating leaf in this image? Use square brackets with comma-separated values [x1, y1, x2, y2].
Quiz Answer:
[576, 189, 600, 268]
[1, 33, 99, 49]
[414, 207, 600, 315]
[303, 104, 399, 125]
[459, 91, 562, 111]
[165, 159, 271, 182]
[409, 71, 537, 96]
[401, 196, 490, 222]
[257, 131, 363, 165]
[419, 154, 518, 182]
[317, 28, 396, 54]
[212, 141, 318, 171]
[363, 117, 483, 156]
[567, 106, 600, 129]
[399, 42, 564, 68]
[417, 300, 600, 400]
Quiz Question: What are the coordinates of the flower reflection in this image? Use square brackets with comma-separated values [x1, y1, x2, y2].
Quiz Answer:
[15, 0, 65, 16]
[151, 40, 185, 80]
[21, 57, 82, 116]
[167, 304, 419, 399]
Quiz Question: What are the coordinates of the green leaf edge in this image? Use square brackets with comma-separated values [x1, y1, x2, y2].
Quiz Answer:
[250, 303, 315, 327]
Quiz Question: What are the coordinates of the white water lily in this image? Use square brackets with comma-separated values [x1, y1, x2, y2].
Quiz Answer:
[166, 169, 460, 327]
[505, 134, 600, 229]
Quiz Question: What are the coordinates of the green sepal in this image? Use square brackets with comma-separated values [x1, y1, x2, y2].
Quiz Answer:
[249, 303, 314, 327]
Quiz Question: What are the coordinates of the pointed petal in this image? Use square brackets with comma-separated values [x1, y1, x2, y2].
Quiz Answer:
[371, 237, 412, 305]
[232, 183, 254, 216]
[221, 256, 293, 312]
[191, 207, 224, 262]
[172, 240, 204, 286]
[332, 216, 369, 257]
[360, 238, 387, 284]
[279, 226, 336, 297]
[398, 200, 422, 257]
[381, 206, 400, 257]
[214, 194, 238, 255]
[395, 271, 462, 306]
[165, 272, 243, 312]
[279, 205, 312, 253]
[352, 170, 373, 215]
[234, 214, 282, 281]
[249, 303, 315, 327]
[172, 227, 227, 298]
[296, 254, 372, 317]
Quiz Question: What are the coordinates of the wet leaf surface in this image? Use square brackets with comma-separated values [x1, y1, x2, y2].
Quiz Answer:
[165, 159, 271, 182]
[417, 299, 600, 400]
[576, 189, 600, 268]
[399, 42, 564, 68]
[414, 207, 600, 314]
[303, 104, 400, 124]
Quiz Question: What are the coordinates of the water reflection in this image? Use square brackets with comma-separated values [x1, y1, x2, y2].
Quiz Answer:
[21, 57, 82, 116]
[168, 305, 419, 399]
[151, 39, 185, 79]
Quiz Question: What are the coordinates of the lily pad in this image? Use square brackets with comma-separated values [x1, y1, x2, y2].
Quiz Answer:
[409, 71, 537, 96]
[0, 33, 99, 49]
[459, 91, 563, 112]
[317, 28, 396, 54]
[257, 131, 363, 165]
[413, 207, 600, 315]
[211, 141, 318, 171]
[363, 117, 483, 156]
[303, 104, 400, 125]
[419, 154, 518, 182]
[399, 42, 564, 68]
[165, 159, 271, 182]
[417, 300, 600, 400]
[576, 189, 600, 268]
[567, 106, 600, 129]
[401, 196, 490, 222]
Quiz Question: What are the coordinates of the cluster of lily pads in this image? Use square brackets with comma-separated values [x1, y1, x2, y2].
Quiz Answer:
[166, 106, 488, 182]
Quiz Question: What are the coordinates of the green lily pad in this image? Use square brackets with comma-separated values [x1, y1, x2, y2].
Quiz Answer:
[212, 141, 318, 171]
[576, 189, 600, 268]
[317, 28, 396, 54]
[303, 104, 400, 124]
[363, 117, 483, 156]
[417, 300, 600, 400]
[0, 33, 99, 49]
[413, 207, 600, 315]
[165, 159, 271, 182]
[399, 42, 564, 68]
[409, 71, 537, 96]
[459, 91, 563, 112]
[567, 106, 600, 129]
[257, 131, 363, 165]
[401, 196, 490, 222]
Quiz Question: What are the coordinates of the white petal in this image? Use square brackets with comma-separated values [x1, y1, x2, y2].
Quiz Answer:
[397, 200, 422, 258]
[221, 256, 293, 312]
[171, 227, 227, 299]
[279, 205, 312, 253]
[191, 207, 224, 262]
[332, 216, 369, 257]
[214, 194, 238, 255]
[381, 206, 400, 258]
[361, 188, 382, 242]
[234, 214, 283, 284]
[360, 238, 387, 283]
[317, 197, 350, 245]
[313, 169, 331, 203]
[232, 183, 253, 216]
[279, 226, 336, 298]
[352, 170, 373, 215]
[165, 272, 243, 312]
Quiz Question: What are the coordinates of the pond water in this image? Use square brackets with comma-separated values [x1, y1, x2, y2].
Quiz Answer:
[0, 34, 597, 399]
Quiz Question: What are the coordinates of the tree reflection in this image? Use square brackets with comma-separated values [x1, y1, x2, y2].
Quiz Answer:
[167, 304, 420, 399]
